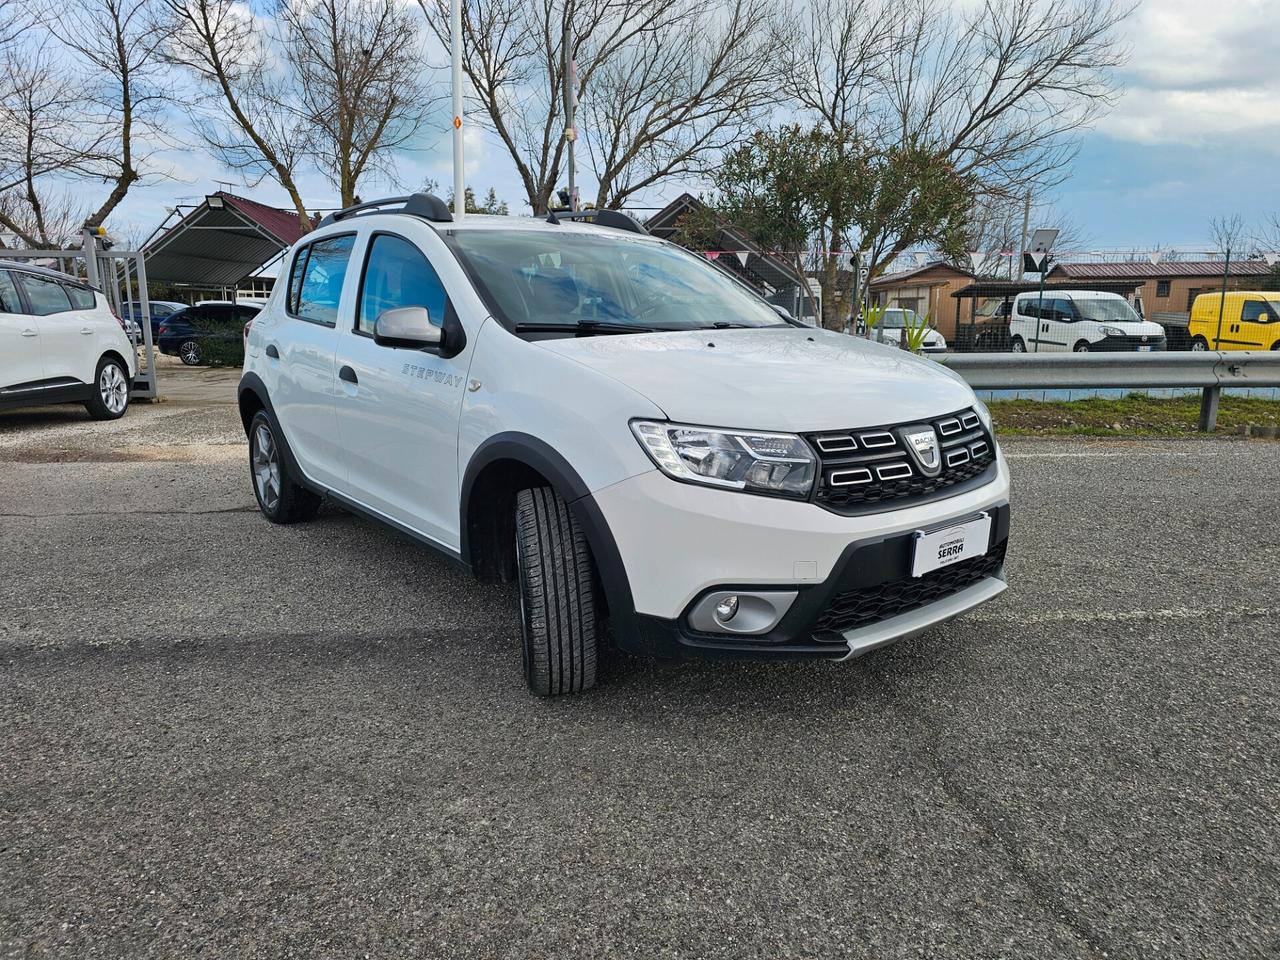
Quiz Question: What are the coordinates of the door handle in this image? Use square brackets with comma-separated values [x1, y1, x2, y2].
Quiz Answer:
[266, 344, 279, 359]
[80, 327, 93, 335]
[338, 365, 358, 385]
[21, 328, 37, 337]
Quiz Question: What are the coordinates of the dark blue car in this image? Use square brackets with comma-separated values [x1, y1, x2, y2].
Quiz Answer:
[157, 303, 259, 365]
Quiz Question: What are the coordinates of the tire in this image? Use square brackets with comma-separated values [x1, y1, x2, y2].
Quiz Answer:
[1271, 341, 1279, 351]
[179, 340, 202, 365]
[1074, 341, 1091, 353]
[514, 486, 600, 696]
[84, 355, 130, 420]
[1010, 337, 1026, 354]
[1190, 336, 1210, 352]
[248, 410, 321, 524]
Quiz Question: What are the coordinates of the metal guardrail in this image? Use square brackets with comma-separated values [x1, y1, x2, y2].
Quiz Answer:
[945, 352, 1280, 431]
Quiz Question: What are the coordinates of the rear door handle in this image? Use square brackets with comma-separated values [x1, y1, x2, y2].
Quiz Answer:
[21, 328, 37, 337]
[338, 365, 358, 385]
[265, 344, 279, 359]
[80, 327, 93, 335]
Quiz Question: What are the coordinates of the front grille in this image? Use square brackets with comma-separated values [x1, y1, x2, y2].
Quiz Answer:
[811, 540, 1007, 641]
[806, 408, 995, 513]
[1092, 335, 1167, 352]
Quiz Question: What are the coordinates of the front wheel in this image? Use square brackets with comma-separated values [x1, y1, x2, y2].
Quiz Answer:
[1010, 337, 1026, 354]
[514, 487, 600, 696]
[85, 355, 130, 420]
[1190, 336, 1210, 352]
[1074, 341, 1091, 353]
[248, 410, 321, 524]
[179, 340, 202, 365]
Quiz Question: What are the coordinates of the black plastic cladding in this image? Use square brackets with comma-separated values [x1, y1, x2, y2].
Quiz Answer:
[811, 540, 1008, 640]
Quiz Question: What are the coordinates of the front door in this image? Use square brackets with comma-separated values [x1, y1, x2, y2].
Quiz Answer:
[333, 227, 473, 549]
[14, 272, 89, 382]
[0, 270, 43, 389]
[1233, 298, 1274, 350]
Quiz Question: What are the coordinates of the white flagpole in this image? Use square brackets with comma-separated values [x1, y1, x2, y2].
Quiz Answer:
[451, 0, 466, 219]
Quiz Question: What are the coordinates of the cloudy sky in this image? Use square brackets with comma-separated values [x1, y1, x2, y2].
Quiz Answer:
[104, 0, 1280, 253]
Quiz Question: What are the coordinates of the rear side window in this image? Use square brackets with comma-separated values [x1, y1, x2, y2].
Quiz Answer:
[66, 286, 95, 310]
[0, 271, 19, 312]
[17, 274, 72, 315]
[288, 234, 356, 326]
[357, 234, 448, 334]
[1016, 299, 1036, 317]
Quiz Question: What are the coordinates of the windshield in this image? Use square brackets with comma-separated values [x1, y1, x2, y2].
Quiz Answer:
[447, 230, 788, 332]
[1070, 297, 1142, 324]
[879, 310, 918, 329]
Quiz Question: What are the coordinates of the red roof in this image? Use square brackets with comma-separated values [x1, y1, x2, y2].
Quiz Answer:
[1049, 260, 1273, 280]
[218, 192, 314, 245]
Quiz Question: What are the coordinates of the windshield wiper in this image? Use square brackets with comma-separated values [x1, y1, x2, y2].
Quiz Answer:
[513, 320, 659, 336]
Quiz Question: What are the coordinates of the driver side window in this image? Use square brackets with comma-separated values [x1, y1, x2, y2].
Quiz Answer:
[357, 234, 447, 335]
[1241, 300, 1274, 324]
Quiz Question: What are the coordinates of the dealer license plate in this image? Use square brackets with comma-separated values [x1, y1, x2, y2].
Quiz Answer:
[911, 514, 992, 578]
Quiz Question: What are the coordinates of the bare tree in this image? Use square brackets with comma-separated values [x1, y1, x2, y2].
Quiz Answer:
[164, 0, 317, 229]
[283, 0, 434, 207]
[577, 0, 778, 209]
[48, 0, 170, 227]
[421, 0, 718, 214]
[0, 0, 165, 245]
[961, 193, 1086, 279]
[1208, 213, 1247, 257]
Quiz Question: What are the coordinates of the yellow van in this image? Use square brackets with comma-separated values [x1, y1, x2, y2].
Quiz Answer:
[1188, 291, 1280, 351]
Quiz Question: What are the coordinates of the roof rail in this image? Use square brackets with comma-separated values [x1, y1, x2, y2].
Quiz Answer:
[545, 208, 648, 235]
[316, 193, 453, 228]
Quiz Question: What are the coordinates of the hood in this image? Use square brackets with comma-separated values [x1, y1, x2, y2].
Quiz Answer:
[533, 327, 976, 432]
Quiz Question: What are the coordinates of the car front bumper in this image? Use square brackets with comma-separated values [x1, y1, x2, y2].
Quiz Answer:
[590, 453, 1011, 660]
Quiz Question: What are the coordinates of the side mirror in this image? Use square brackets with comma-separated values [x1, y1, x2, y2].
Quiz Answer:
[374, 306, 441, 349]
[770, 303, 794, 322]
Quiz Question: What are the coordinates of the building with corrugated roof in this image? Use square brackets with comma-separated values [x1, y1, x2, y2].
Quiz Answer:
[1046, 260, 1276, 316]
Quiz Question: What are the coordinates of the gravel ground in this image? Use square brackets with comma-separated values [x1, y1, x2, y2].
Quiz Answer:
[1, 383, 1277, 959]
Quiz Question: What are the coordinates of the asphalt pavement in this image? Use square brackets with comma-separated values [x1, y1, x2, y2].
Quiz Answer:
[1, 373, 1277, 959]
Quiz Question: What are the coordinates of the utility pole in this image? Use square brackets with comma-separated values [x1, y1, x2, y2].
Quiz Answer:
[450, 0, 465, 220]
[563, 9, 577, 211]
[1016, 189, 1031, 281]
[1213, 247, 1232, 349]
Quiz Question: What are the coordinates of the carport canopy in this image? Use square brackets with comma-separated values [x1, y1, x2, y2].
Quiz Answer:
[141, 192, 314, 287]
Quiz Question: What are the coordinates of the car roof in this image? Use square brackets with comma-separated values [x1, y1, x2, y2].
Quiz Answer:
[1014, 289, 1126, 300]
[0, 260, 98, 291]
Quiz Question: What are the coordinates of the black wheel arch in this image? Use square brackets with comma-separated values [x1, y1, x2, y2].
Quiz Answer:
[461, 432, 639, 650]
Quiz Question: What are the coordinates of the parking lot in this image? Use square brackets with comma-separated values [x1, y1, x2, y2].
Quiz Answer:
[2, 368, 1277, 959]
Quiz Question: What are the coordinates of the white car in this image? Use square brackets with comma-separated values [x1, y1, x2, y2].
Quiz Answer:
[0, 263, 135, 419]
[1009, 290, 1166, 353]
[239, 195, 1011, 696]
[867, 308, 947, 353]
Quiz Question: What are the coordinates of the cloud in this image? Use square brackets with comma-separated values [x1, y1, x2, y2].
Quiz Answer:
[1100, 0, 1280, 147]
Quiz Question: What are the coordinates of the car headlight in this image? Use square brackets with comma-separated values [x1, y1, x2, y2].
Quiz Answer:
[1099, 325, 1124, 337]
[631, 421, 816, 497]
[973, 398, 994, 434]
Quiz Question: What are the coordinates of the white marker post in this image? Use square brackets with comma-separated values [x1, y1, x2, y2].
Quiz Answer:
[451, 0, 465, 220]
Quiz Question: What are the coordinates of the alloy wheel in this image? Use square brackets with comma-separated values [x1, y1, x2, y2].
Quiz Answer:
[252, 423, 282, 512]
[99, 363, 128, 414]
[180, 340, 201, 365]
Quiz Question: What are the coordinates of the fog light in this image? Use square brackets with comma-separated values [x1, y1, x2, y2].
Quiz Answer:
[714, 596, 739, 623]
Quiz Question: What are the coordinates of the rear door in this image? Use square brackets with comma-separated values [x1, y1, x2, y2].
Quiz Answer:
[14, 272, 89, 382]
[270, 233, 357, 489]
[332, 225, 473, 547]
[0, 270, 43, 389]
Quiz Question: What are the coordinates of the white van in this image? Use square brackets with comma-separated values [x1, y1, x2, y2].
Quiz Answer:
[1009, 290, 1165, 353]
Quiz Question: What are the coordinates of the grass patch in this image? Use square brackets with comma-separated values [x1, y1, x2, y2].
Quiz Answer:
[990, 393, 1280, 437]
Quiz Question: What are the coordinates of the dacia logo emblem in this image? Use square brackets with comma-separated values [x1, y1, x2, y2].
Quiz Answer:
[903, 426, 941, 476]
